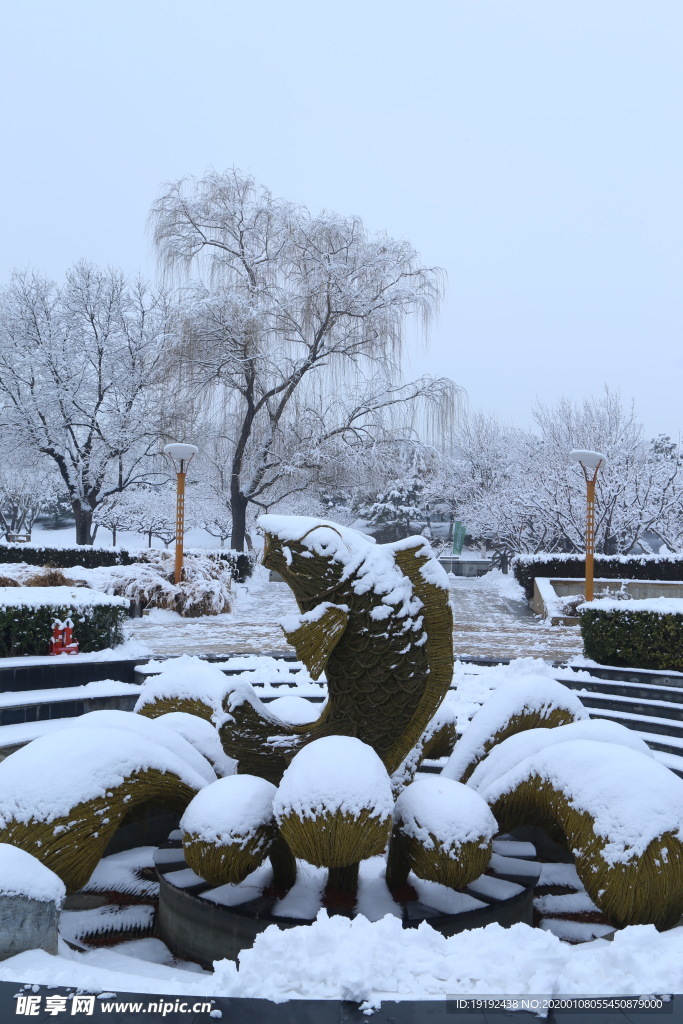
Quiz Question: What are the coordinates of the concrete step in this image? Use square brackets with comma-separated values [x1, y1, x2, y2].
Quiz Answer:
[586, 706, 683, 742]
[577, 691, 683, 722]
[557, 674, 683, 705]
[566, 663, 683, 690]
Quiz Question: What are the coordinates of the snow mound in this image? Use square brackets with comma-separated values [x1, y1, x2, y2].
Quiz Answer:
[394, 777, 498, 851]
[274, 737, 393, 821]
[266, 696, 321, 725]
[442, 676, 588, 782]
[481, 739, 683, 864]
[0, 843, 66, 904]
[181, 776, 276, 845]
[469, 718, 654, 793]
[156, 712, 237, 777]
[66, 710, 217, 784]
[0, 728, 208, 825]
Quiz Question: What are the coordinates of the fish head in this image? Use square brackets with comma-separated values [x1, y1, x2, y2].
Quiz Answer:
[261, 523, 350, 603]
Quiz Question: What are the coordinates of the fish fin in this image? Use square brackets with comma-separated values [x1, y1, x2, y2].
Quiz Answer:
[281, 602, 349, 680]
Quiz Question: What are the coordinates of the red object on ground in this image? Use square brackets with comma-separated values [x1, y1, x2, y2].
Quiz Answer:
[49, 618, 80, 656]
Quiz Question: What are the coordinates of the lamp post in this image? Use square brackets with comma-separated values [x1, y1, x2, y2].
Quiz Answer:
[163, 443, 198, 585]
[569, 449, 607, 603]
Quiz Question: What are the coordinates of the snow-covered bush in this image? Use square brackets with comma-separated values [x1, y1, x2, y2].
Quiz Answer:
[480, 739, 683, 929]
[0, 586, 128, 655]
[0, 728, 207, 892]
[181, 775, 280, 886]
[579, 598, 683, 672]
[106, 550, 234, 617]
[513, 552, 683, 601]
[273, 737, 394, 872]
[387, 776, 498, 891]
[441, 677, 588, 784]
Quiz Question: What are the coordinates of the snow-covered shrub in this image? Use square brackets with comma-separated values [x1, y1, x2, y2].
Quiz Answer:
[0, 586, 128, 655]
[579, 598, 683, 672]
[513, 552, 683, 601]
[480, 740, 683, 929]
[181, 775, 281, 886]
[265, 696, 321, 725]
[108, 550, 233, 617]
[0, 728, 207, 892]
[441, 677, 588, 784]
[273, 737, 394, 872]
[386, 777, 498, 891]
[24, 569, 87, 588]
[135, 656, 235, 725]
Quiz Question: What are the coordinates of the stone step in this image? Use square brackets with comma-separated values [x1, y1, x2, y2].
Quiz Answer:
[566, 663, 683, 690]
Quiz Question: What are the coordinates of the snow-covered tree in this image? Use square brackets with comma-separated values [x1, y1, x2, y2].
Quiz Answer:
[0, 450, 57, 541]
[150, 169, 459, 551]
[0, 263, 169, 543]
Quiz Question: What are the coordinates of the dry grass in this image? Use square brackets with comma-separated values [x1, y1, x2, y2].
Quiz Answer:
[137, 696, 217, 723]
[183, 822, 277, 886]
[25, 569, 86, 588]
[459, 706, 580, 783]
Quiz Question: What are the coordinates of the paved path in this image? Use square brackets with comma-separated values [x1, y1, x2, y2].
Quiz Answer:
[126, 572, 584, 664]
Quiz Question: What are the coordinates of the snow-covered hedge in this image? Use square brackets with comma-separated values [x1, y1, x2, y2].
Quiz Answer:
[0, 586, 129, 656]
[513, 552, 683, 600]
[579, 598, 683, 672]
[0, 542, 254, 581]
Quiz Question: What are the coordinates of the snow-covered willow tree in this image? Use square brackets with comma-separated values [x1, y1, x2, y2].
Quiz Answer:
[0, 263, 169, 543]
[150, 169, 460, 551]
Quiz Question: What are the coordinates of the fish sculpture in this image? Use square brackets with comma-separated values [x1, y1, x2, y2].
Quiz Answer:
[219, 515, 454, 784]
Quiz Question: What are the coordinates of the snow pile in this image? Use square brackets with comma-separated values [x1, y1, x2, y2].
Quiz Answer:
[0, 586, 128, 610]
[156, 712, 237, 776]
[442, 675, 588, 782]
[0, 728, 208, 825]
[579, 596, 683, 615]
[266, 695, 321, 725]
[274, 736, 393, 822]
[480, 739, 683, 865]
[181, 776, 276, 845]
[0, 843, 66, 904]
[1, 916, 683, 1003]
[134, 656, 235, 725]
[468, 719, 654, 793]
[394, 777, 497, 852]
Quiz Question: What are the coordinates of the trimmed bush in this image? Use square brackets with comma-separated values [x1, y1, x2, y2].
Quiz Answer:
[513, 552, 683, 600]
[0, 542, 254, 582]
[579, 599, 683, 672]
[0, 587, 129, 655]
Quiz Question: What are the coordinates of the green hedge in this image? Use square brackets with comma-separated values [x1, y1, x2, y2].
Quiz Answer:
[0, 594, 129, 656]
[513, 553, 683, 600]
[0, 544, 255, 582]
[579, 604, 683, 672]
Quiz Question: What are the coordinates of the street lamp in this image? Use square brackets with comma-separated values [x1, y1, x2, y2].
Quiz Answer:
[163, 443, 198, 585]
[569, 449, 607, 603]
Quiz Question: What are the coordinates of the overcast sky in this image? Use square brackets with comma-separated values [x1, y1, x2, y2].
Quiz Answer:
[2, 0, 681, 441]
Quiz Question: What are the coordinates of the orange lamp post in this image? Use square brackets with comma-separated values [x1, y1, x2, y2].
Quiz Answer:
[163, 443, 198, 585]
[569, 449, 607, 603]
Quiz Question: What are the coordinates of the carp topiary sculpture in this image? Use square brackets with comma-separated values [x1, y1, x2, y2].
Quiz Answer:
[218, 515, 455, 784]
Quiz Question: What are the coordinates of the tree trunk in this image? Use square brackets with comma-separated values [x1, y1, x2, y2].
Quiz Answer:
[73, 504, 95, 545]
[230, 491, 248, 552]
[112, 526, 117, 546]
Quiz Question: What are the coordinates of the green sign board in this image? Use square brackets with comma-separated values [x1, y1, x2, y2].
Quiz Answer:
[452, 521, 466, 556]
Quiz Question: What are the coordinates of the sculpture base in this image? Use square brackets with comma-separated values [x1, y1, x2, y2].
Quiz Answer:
[155, 834, 540, 967]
